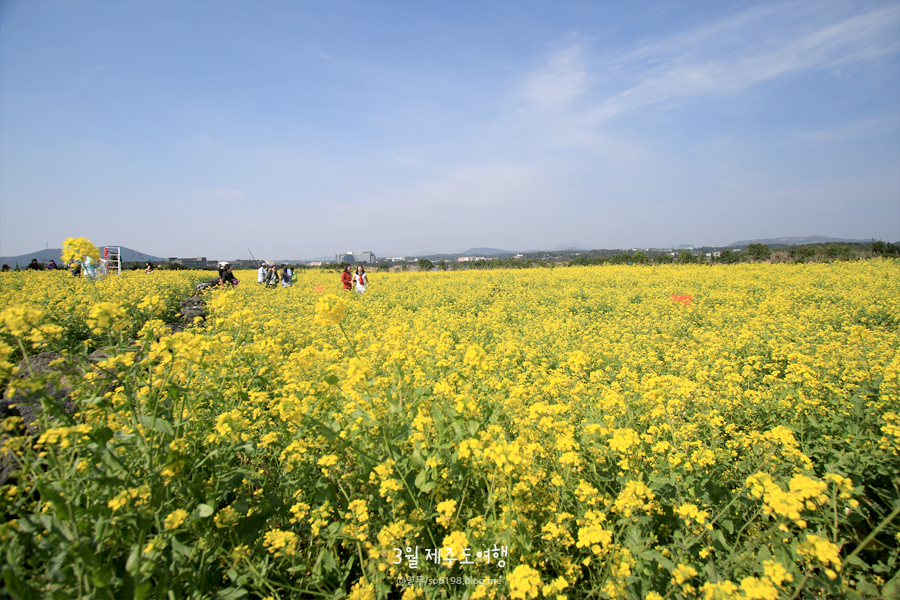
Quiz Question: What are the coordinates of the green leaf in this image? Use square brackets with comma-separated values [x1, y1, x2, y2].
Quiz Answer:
[350, 408, 374, 426]
[90, 567, 111, 588]
[414, 470, 428, 489]
[321, 549, 337, 573]
[197, 504, 214, 518]
[846, 554, 870, 569]
[172, 538, 193, 558]
[411, 448, 426, 469]
[419, 481, 436, 493]
[644, 550, 675, 572]
[217, 587, 248, 600]
[711, 528, 728, 549]
[324, 374, 339, 386]
[125, 544, 141, 575]
[135, 582, 154, 600]
[139, 415, 174, 437]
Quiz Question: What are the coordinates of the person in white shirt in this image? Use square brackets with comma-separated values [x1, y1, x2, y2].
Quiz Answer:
[354, 265, 368, 294]
[257, 265, 266, 284]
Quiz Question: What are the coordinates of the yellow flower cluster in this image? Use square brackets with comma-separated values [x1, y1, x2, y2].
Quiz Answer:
[60, 236, 100, 263]
[263, 528, 298, 558]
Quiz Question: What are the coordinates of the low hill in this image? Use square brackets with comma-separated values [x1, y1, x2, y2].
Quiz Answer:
[455, 247, 511, 256]
[1, 246, 166, 267]
[728, 236, 869, 246]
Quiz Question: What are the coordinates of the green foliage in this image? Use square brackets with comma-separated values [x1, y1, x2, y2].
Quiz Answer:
[317, 262, 347, 271]
[748, 244, 772, 261]
[718, 250, 740, 264]
[418, 259, 434, 271]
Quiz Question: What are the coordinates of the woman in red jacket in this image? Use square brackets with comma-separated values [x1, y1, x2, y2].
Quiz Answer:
[341, 265, 353, 291]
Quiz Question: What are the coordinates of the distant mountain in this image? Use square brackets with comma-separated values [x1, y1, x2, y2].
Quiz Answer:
[728, 236, 870, 246]
[455, 247, 511, 256]
[1, 246, 166, 267]
[551, 243, 589, 251]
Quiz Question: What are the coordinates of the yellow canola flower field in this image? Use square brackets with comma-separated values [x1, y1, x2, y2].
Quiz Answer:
[1, 260, 899, 600]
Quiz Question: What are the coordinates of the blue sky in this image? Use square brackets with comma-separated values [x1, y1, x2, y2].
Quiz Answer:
[1, 0, 898, 260]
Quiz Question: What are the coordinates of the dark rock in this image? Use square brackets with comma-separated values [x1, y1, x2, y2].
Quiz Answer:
[179, 296, 207, 323]
[0, 397, 26, 486]
[4, 352, 77, 432]
[165, 323, 185, 334]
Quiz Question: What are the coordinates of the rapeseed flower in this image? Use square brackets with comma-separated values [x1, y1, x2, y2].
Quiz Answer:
[263, 529, 298, 558]
[314, 294, 347, 325]
[507, 564, 542, 599]
[61, 236, 100, 263]
[164, 509, 189, 530]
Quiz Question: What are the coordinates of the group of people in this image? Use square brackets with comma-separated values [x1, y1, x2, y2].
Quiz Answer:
[341, 264, 369, 294]
[257, 264, 292, 288]
[3, 258, 93, 277]
[1, 259, 61, 271]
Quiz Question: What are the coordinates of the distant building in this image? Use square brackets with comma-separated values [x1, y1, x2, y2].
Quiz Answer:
[309, 261, 323, 267]
[386, 256, 406, 263]
[168, 256, 207, 267]
[457, 256, 486, 262]
[335, 251, 376, 264]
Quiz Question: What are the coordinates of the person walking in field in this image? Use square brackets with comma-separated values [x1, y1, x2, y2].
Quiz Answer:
[341, 265, 353, 291]
[354, 265, 368, 294]
[281, 265, 292, 288]
[266, 266, 279, 288]
[257, 265, 266, 284]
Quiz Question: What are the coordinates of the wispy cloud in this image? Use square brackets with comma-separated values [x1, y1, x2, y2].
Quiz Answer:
[607, 4, 899, 109]
[521, 43, 589, 110]
[516, 4, 900, 130]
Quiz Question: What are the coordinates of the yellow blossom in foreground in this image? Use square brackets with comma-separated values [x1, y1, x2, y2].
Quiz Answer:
[314, 294, 347, 325]
[508, 564, 542, 599]
[263, 529, 298, 558]
[1, 306, 43, 337]
[739, 576, 779, 600]
[798, 534, 841, 579]
[61, 236, 100, 263]
[436, 499, 457, 526]
[441, 530, 468, 567]
[163, 509, 189, 530]
[672, 563, 698, 585]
